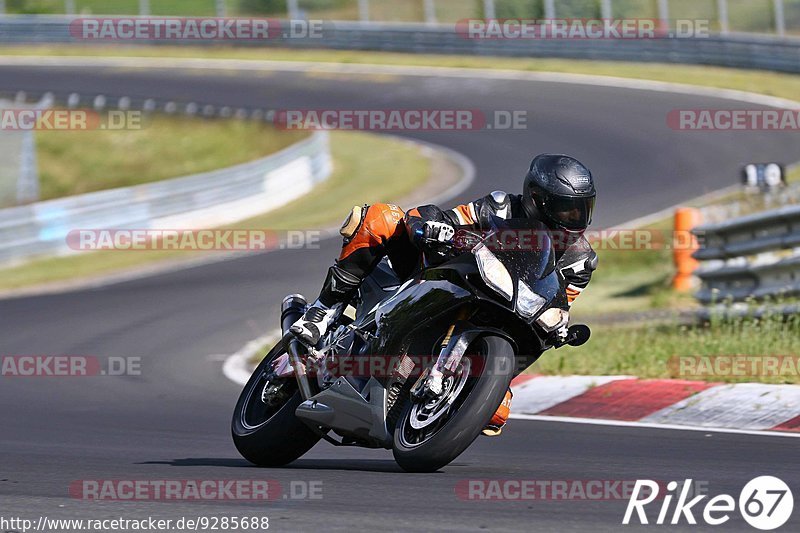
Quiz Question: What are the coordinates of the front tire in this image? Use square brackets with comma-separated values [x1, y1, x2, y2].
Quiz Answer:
[392, 335, 515, 473]
[232, 342, 321, 467]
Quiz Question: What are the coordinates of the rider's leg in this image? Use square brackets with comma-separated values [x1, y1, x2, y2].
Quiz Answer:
[291, 203, 406, 345]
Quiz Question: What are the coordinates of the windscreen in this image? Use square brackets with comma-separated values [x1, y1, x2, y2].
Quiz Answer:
[477, 216, 556, 286]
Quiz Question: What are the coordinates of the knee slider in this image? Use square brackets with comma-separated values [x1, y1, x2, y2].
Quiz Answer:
[340, 205, 367, 241]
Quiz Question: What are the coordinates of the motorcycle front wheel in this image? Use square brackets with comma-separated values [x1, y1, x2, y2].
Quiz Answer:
[392, 335, 515, 473]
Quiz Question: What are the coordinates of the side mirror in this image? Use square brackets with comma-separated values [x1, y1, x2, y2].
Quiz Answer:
[567, 324, 591, 347]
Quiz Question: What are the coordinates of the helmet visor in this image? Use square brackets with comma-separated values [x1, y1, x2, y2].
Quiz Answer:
[544, 195, 595, 230]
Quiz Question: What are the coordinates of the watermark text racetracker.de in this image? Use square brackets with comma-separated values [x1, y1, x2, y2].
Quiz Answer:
[69, 17, 322, 41]
[1, 356, 140, 377]
[670, 356, 800, 379]
[457, 18, 710, 40]
[275, 109, 528, 131]
[453, 228, 702, 253]
[668, 109, 800, 131]
[67, 229, 322, 252]
[68, 479, 322, 501]
[0, 109, 142, 131]
[456, 479, 708, 502]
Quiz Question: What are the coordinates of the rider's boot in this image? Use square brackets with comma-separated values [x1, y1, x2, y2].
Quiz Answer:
[290, 301, 342, 346]
[290, 264, 361, 346]
[482, 388, 513, 437]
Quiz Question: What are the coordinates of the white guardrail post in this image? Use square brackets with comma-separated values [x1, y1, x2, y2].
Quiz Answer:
[483, 0, 495, 20]
[774, 0, 786, 37]
[216, 0, 227, 18]
[287, 0, 300, 20]
[657, 0, 670, 27]
[544, 0, 556, 19]
[717, 0, 730, 34]
[423, 0, 437, 24]
[358, 0, 370, 22]
[601, 0, 612, 20]
[0, 131, 333, 266]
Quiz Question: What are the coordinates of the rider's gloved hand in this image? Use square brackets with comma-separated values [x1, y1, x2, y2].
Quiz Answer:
[556, 324, 569, 343]
[423, 221, 455, 245]
[555, 311, 570, 344]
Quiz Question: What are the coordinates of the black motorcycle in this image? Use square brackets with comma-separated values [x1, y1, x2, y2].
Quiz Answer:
[232, 216, 590, 472]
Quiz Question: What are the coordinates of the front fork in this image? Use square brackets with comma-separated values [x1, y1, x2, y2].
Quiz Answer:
[281, 294, 316, 400]
[411, 317, 473, 400]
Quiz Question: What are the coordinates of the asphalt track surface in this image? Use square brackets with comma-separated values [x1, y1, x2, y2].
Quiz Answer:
[1, 63, 800, 532]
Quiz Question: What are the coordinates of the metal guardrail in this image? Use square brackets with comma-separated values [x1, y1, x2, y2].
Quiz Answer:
[0, 131, 332, 265]
[692, 203, 800, 304]
[0, 16, 798, 74]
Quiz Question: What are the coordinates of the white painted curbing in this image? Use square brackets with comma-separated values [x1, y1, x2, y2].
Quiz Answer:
[222, 332, 277, 387]
[641, 383, 800, 430]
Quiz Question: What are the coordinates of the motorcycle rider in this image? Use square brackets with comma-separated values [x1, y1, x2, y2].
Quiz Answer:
[291, 154, 598, 436]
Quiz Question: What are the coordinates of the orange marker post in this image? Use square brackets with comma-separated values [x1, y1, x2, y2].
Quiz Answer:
[673, 207, 701, 291]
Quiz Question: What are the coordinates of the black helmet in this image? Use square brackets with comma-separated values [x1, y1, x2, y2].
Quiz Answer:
[522, 154, 596, 233]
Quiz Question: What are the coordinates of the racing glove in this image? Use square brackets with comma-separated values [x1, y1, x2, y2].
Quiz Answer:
[555, 310, 570, 344]
[422, 221, 455, 245]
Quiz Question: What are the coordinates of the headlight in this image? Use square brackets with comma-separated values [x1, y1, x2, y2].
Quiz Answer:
[516, 281, 547, 318]
[474, 244, 513, 301]
[535, 307, 569, 332]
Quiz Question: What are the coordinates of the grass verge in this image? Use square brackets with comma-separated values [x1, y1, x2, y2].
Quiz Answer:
[0, 130, 430, 291]
[35, 112, 307, 200]
[533, 311, 800, 384]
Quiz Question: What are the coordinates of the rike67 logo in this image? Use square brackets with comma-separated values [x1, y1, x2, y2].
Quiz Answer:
[623, 477, 793, 530]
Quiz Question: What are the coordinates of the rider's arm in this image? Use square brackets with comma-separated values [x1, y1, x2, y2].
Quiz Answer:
[557, 238, 598, 306]
[404, 204, 467, 248]
[404, 194, 497, 246]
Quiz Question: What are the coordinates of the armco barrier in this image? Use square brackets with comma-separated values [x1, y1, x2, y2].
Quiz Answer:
[0, 131, 332, 265]
[692, 203, 800, 304]
[0, 17, 798, 74]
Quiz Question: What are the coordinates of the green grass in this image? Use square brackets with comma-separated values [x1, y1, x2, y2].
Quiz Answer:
[532, 311, 800, 384]
[36, 112, 307, 200]
[0, 130, 431, 290]
[6, 0, 229, 16]
[789, 165, 800, 183]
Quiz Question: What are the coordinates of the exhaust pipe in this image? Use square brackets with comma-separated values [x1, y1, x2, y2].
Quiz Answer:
[280, 294, 314, 400]
[281, 294, 307, 337]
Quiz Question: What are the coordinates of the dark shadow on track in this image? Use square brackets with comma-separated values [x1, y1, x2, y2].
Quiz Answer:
[277, 459, 405, 473]
[138, 458, 406, 473]
[137, 458, 252, 468]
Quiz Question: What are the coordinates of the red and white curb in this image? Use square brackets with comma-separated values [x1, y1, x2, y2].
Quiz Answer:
[510, 375, 800, 437]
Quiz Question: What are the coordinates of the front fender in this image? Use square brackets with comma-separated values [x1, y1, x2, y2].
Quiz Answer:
[437, 322, 522, 378]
